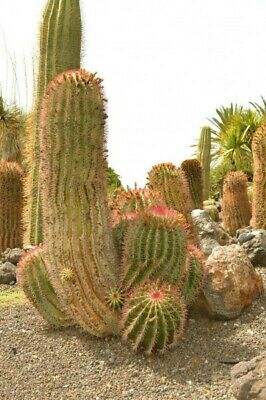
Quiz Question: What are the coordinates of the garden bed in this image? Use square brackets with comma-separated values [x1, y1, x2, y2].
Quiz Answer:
[0, 268, 265, 400]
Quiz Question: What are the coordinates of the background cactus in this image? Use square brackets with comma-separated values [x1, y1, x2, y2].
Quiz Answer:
[251, 125, 266, 229]
[121, 280, 186, 354]
[222, 171, 251, 236]
[197, 126, 211, 200]
[0, 162, 23, 252]
[38, 69, 119, 337]
[24, 0, 82, 245]
[147, 163, 197, 243]
[181, 159, 203, 209]
[17, 246, 73, 327]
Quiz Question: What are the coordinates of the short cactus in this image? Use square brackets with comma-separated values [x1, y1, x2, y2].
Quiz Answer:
[17, 246, 72, 327]
[203, 204, 219, 222]
[181, 159, 203, 209]
[121, 280, 186, 353]
[251, 125, 266, 229]
[0, 162, 23, 252]
[121, 205, 188, 291]
[222, 171, 251, 236]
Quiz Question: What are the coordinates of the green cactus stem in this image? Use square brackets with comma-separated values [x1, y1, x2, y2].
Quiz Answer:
[24, 0, 82, 245]
[222, 171, 251, 236]
[121, 280, 187, 354]
[197, 126, 211, 200]
[121, 205, 188, 291]
[17, 246, 73, 327]
[39, 69, 119, 337]
[203, 204, 219, 222]
[0, 162, 23, 252]
[147, 163, 198, 243]
[251, 125, 266, 229]
[181, 244, 205, 304]
[181, 159, 203, 209]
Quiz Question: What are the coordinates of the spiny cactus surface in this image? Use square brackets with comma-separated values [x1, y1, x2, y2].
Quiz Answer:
[0, 162, 23, 252]
[39, 69, 119, 337]
[17, 246, 72, 327]
[222, 171, 251, 236]
[25, 0, 82, 245]
[121, 280, 187, 353]
[197, 126, 211, 200]
[181, 159, 203, 209]
[251, 125, 266, 229]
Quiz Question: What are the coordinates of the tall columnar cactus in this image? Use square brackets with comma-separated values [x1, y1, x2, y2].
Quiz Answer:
[222, 171, 251, 236]
[39, 70, 119, 337]
[121, 206, 188, 291]
[24, 0, 82, 245]
[0, 162, 23, 252]
[181, 159, 203, 209]
[17, 246, 73, 327]
[147, 163, 197, 243]
[121, 280, 186, 354]
[251, 125, 266, 229]
[197, 126, 211, 200]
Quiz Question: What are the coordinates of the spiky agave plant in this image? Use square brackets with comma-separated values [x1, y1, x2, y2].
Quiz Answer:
[0, 96, 24, 164]
[121, 280, 187, 354]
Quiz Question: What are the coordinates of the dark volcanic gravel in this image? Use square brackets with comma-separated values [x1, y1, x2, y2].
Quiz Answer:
[0, 268, 265, 400]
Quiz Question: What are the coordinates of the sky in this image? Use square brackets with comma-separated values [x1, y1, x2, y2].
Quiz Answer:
[1, 0, 266, 187]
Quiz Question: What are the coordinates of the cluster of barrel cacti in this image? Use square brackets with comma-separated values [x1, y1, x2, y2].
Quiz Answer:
[1, 0, 266, 356]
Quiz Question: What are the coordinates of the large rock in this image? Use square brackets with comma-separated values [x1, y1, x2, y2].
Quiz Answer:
[1, 248, 24, 265]
[200, 245, 263, 319]
[0, 262, 17, 284]
[237, 228, 266, 267]
[191, 209, 231, 256]
[231, 352, 266, 400]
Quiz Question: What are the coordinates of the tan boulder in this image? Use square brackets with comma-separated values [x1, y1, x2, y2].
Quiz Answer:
[199, 244, 263, 319]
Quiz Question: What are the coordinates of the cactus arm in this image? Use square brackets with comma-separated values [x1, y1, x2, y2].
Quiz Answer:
[197, 126, 211, 200]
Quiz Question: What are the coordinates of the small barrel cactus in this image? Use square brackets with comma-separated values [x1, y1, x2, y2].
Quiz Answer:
[251, 125, 266, 229]
[121, 205, 188, 291]
[181, 159, 203, 209]
[181, 244, 205, 304]
[0, 162, 23, 252]
[222, 171, 251, 236]
[121, 280, 187, 353]
[17, 246, 72, 327]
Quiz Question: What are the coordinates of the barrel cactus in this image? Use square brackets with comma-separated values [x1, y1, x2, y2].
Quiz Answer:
[222, 171, 251, 236]
[121, 280, 186, 354]
[24, 0, 82, 245]
[181, 159, 203, 209]
[17, 246, 72, 327]
[0, 162, 23, 252]
[251, 125, 266, 229]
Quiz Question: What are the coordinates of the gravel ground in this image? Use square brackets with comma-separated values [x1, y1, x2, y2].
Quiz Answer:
[0, 268, 265, 400]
